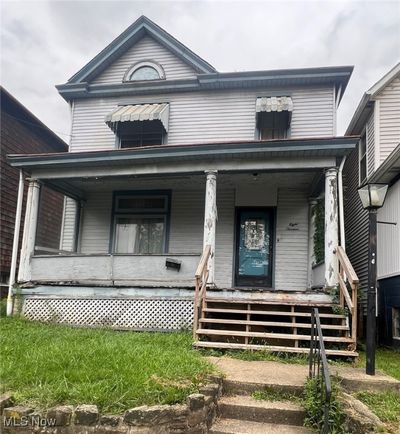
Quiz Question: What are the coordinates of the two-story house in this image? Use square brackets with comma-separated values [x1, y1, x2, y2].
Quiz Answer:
[7, 16, 359, 357]
[344, 63, 400, 346]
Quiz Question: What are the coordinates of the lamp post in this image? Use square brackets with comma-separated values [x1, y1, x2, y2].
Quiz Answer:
[357, 183, 388, 375]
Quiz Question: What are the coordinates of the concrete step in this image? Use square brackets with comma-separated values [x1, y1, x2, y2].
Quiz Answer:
[194, 340, 358, 357]
[218, 395, 306, 426]
[210, 418, 313, 434]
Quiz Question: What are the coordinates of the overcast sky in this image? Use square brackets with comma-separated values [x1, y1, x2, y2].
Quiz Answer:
[1, 0, 399, 144]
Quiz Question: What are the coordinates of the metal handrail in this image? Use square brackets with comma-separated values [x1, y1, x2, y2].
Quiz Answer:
[193, 245, 211, 339]
[309, 308, 332, 434]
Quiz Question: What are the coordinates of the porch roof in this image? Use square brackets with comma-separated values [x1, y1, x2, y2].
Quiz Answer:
[8, 136, 358, 172]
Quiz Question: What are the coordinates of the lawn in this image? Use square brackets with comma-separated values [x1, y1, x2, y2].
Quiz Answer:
[355, 347, 400, 380]
[0, 316, 215, 413]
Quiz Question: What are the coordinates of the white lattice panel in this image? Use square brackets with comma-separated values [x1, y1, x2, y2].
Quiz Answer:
[23, 298, 194, 331]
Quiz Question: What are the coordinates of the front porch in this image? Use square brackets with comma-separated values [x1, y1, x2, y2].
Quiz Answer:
[20, 170, 337, 291]
[8, 138, 359, 356]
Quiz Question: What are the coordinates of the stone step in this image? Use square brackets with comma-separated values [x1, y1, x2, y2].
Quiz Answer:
[218, 395, 306, 426]
[210, 418, 313, 434]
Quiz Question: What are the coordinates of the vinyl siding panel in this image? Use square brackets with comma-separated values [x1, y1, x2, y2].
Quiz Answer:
[92, 36, 197, 84]
[80, 192, 113, 253]
[75, 185, 309, 289]
[366, 113, 375, 176]
[60, 197, 77, 251]
[377, 180, 400, 279]
[69, 86, 335, 152]
[343, 148, 369, 316]
[376, 76, 400, 163]
[274, 188, 309, 291]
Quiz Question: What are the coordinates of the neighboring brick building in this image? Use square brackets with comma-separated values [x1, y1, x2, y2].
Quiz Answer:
[0, 87, 68, 289]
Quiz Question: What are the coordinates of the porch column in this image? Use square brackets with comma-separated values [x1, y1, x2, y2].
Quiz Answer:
[324, 168, 339, 288]
[307, 198, 318, 288]
[203, 170, 217, 285]
[18, 179, 41, 282]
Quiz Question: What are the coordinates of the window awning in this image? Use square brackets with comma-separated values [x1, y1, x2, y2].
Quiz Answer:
[256, 96, 293, 113]
[105, 103, 170, 132]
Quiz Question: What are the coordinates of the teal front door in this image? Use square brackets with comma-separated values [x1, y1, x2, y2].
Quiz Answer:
[235, 208, 274, 287]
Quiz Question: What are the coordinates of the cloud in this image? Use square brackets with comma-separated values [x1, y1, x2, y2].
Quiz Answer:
[1, 0, 399, 141]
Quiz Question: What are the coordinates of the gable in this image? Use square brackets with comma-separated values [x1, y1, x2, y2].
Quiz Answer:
[66, 16, 215, 85]
[92, 36, 198, 84]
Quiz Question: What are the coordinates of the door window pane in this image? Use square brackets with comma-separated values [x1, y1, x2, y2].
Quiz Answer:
[115, 217, 165, 254]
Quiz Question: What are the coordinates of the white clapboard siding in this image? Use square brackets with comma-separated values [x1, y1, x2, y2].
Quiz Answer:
[274, 188, 309, 290]
[92, 36, 197, 84]
[214, 188, 235, 288]
[75, 185, 309, 290]
[366, 113, 375, 176]
[376, 76, 400, 163]
[377, 181, 400, 279]
[60, 197, 77, 251]
[69, 86, 334, 152]
[80, 192, 113, 253]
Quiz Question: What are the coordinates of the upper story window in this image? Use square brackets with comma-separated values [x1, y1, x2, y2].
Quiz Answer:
[105, 103, 170, 149]
[255, 96, 293, 140]
[359, 132, 367, 183]
[123, 61, 165, 82]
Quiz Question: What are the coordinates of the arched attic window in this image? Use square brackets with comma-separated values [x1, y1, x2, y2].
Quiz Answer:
[123, 61, 165, 82]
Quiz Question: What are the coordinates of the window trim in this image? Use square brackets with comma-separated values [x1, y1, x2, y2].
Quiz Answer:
[109, 190, 172, 254]
[123, 60, 166, 82]
[359, 130, 367, 184]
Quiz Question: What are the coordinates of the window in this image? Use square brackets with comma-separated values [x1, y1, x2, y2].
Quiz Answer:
[113, 192, 170, 254]
[359, 133, 367, 183]
[257, 112, 290, 140]
[393, 308, 400, 341]
[130, 66, 160, 81]
[118, 121, 164, 149]
[123, 61, 165, 82]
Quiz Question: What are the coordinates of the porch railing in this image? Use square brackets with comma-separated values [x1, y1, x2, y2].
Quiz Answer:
[309, 308, 332, 434]
[336, 246, 359, 349]
[193, 244, 211, 339]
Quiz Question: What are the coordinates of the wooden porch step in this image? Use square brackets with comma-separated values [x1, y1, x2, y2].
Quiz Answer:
[203, 307, 346, 319]
[196, 328, 354, 343]
[206, 297, 334, 307]
[193, 341, 358, 357]
[199, 318, 349, 331]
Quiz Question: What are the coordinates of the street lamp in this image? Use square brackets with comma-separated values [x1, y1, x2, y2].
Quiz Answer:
[357, 183, 389, 375]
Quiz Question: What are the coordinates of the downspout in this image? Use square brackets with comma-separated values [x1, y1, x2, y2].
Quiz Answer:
[7, 170, 25, 316]
[338, 156, 346, 250]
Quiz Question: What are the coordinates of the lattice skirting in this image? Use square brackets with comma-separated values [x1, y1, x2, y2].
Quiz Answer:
[22, 298, 194, 331]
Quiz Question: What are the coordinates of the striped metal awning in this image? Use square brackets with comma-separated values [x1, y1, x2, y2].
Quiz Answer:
[256, 96, 293, 113]
[105, 103, 170, 132]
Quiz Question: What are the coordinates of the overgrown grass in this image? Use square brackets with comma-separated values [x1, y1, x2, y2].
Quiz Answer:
[304, 377, 345, 434]
[356, 347, 400, 381]
[200, 348, 308, 364]
[354, 391, 400, 424]
[0, 317, 216, 413]
[252, 387, 301, 403]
